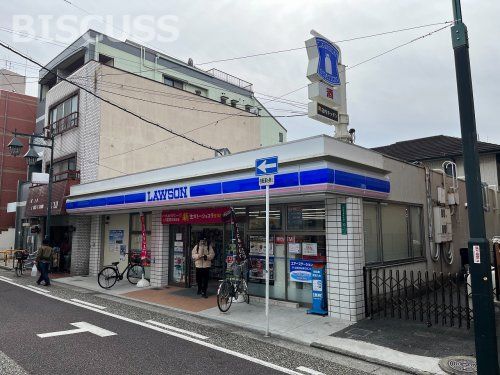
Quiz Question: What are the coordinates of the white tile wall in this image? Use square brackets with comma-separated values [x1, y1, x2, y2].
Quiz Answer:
[325, 196, 365, 322]
[150, 211, 169, 287]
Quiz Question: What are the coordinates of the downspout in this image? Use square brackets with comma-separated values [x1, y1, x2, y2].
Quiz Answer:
[0, 92, 8, 203]
[426, 167, 439, 262]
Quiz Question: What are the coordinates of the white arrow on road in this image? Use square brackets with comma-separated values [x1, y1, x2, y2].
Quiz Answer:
[37, 322, 116, 338]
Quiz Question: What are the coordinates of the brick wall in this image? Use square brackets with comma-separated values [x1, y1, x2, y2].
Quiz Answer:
[70, 216, 91, 275]
[325, 196, 365, 321]
[150, 211, 169, 287]
[89, 215, 103, 276]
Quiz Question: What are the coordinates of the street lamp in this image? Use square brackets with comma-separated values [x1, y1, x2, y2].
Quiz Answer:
[7, 131, 55, 244]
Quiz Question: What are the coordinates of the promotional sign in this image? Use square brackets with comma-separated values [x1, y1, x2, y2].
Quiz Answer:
[308, 101, 339, 125]
[140, 213, 148, 264]
[288, 243, 301, 255]
[161, 207, 229, 225]
[307, 263, 328, 316]
[340, 203, 348, 235]
[289, 259, 313, 283]
[302, 243, 318, 256]
[249, 256, 274, 281]
[308, 81, 342, 107]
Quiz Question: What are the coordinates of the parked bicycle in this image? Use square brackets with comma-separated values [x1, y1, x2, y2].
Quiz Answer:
[97, 255, 148, 289]
[14, 250, 35, 277]
[217, 260, 249, 312]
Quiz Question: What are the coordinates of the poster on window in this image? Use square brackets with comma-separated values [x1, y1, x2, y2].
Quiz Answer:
[249, 255, 274, 281]
[108, 230, 124, 253]
[249, 235, 274, 256]
[289, 259, 313, 283]
[119, 244, 127, 261]
[173, 255, 185, 283]
[302, 242, 318, 256]
[288, 243, 301, 255]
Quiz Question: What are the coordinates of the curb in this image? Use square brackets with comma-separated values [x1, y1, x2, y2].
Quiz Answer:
[310, 342, 439, 375]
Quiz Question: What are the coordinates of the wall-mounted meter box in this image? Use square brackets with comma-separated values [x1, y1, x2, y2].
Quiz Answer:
[433, 206, 453, 243]
[437, 187, 447, 205]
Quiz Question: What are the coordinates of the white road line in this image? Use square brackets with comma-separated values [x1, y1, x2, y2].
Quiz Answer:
[146, 320, 209, 340]
[24, 285, 50, 293]
[296, 366, 325, 375]
[0, 278, 302, 375]
[70, 299, 107, 310]
[37, 322, 116, 338]
[0, 276, 12, 281]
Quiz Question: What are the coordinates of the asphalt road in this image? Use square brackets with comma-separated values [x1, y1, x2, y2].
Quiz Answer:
[0, 272, 405, 375]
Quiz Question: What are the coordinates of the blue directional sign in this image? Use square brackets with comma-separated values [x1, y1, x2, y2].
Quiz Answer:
[255, 156, 279, 176]
[315, 37, 340, 86]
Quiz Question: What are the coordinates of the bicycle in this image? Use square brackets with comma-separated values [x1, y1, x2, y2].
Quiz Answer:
[217, 260, 250, 312]
[14, 250, 35, 277]
[97, 255, 149, 289]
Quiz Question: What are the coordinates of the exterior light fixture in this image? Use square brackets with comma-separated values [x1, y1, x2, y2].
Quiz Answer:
[7, 136, 23, 157]
[23, 146, 39, 166]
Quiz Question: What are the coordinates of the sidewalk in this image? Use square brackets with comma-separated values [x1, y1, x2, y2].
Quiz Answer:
[52, 275, 483, 374]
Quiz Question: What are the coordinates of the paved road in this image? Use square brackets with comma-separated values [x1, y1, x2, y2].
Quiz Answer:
[0, 272, 405, 375]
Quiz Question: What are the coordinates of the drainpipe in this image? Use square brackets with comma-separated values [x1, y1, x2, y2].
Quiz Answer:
[0, 92, 8, 205]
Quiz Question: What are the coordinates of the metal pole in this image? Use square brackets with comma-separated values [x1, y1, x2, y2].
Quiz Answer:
[45, 135, 54, 244]
[450, 1, 499, 372]
[265, 184, 270, 337]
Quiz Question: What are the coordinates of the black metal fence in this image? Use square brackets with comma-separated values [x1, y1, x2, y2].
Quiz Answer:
[364, 267, 474, 329]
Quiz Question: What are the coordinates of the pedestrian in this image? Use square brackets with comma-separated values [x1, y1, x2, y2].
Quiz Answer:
[36, 238, 54, 286]
[191, 237, 214, 298]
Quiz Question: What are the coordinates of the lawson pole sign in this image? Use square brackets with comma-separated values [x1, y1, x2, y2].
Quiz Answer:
[255, 156, 278, 176]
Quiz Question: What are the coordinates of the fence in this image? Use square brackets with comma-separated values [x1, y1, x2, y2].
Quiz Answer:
[364, 266, 474, 329]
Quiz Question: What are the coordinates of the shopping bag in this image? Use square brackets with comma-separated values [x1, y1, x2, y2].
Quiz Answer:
[31, 264, 38, 277]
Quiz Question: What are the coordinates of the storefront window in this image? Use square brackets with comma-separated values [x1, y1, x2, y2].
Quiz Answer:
[381, 204, 409, 261]
[248, 206, 282, 230]
[287, 205, 325, 230]
[363, 202, 379, 263]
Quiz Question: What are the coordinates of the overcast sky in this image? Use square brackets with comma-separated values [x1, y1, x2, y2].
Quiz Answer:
[1, 0, 498, 148]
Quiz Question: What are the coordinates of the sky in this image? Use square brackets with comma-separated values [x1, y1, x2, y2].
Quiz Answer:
[0, 0, 499, 148]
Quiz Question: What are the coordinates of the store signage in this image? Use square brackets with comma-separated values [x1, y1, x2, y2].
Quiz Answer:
[146, 186, 188, 202]
[340, 203, 347, 235]
[259, 175, 275, 186]
[255, 156, 279, 176]
[307, 264, 328, 316]
[308, 81, 342, 107]
[161, 207, 229, 225]
[473, 245, 481, 264]
[306, 34, 341, 86]
[289, 259, 313, 283]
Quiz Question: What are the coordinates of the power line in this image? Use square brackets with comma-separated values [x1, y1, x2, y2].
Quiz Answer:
[0, 40, 224, 154]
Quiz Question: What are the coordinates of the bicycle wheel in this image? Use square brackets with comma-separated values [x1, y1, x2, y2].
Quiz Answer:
[240, 279, 250, 304]
[217, 280, 233, 313]
[15, 261, 22, 277]
[98, 267, 118, 289]
[127, 265, 144, 285]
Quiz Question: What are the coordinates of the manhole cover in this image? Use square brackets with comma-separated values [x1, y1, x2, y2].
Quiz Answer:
[439, 356, 477, 374]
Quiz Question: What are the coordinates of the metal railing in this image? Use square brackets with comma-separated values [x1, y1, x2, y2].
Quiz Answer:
[206, 68, 253, 92]
[47, 112, 79, 135]
[364, 266, 476, 329]
[52, 170, 80, 183]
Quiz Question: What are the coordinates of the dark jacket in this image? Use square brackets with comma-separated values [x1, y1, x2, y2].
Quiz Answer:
[36, 245, 54, 263]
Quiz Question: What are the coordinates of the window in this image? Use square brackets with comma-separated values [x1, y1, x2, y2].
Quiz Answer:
[163, 75, 183, 89]
[287, 205, 325, 231]
[248, 206, 282, 230]
[279, 132, 284, 143]
[48, 94, 79, 134]
[363, 201, 423, 264]
[98, 54, 114, 66]
[49, 155, 79, 182]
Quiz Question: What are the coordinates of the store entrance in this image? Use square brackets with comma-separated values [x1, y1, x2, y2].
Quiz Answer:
[168, 224, 225, 288]
[50, 226, 72, 273]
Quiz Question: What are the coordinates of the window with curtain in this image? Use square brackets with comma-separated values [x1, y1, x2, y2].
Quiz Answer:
[363, 202, 423, 264]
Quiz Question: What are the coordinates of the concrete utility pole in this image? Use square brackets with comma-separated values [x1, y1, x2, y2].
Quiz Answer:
[450, 1, 499, 373]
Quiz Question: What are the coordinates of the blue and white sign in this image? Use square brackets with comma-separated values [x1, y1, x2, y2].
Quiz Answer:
[315, 37, 340, 86]
[289, 259, 313, 283]
[255, 156, 278, 176]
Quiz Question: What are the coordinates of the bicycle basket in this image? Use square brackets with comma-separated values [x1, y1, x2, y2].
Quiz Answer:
[15, 251, 28, 260]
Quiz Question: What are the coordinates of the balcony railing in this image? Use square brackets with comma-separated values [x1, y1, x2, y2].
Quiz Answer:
[52, 169, 80, 183]
[205, 68, 253, 92]
[47, 112, 79, 135]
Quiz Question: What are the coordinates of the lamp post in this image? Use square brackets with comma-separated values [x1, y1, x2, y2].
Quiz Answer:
[450, 1, 499, 373]
[7, 131, 55, 244]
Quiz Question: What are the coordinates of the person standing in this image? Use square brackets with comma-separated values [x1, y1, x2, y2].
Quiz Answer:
[36, 239, 54, 286]
[192, 238, 214, 298]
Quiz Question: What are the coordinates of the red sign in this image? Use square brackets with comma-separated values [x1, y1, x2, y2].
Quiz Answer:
[140, 213, 148, 262]
[161, 207, 230, 225]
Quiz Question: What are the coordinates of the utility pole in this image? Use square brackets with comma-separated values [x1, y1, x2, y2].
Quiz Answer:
[450, 1, 499, 373]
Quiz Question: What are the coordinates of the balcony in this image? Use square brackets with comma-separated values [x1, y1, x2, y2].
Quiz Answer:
[206, 68, 253, 92]
[47, 112, 79, 136]
[52, 169, 80, 183]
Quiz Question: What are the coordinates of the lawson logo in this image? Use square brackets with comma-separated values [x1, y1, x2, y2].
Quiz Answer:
[146, 186, 188, 202]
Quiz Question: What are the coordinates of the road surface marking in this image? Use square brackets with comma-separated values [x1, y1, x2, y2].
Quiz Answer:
[0, 277, 302, 375]
[0, 276, 12, 281]
[37, 321, 116, 338]
[146, 320, 209, 340]
[296, 366, 325, 375]
[70, 299, 107, 310]
[25, 286, 50, 293]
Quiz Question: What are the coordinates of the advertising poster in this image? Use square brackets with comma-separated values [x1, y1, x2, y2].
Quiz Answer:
[288, 243, 301, 255]
[173, 255, 185, 283]
[249, 235, 274, 256]
[249, 255, 274, 281]
[119, 244, 127, 261]
[109, 229, 124, 253]
[302, 242, 318, 256]
[289, 259, 313, 283]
